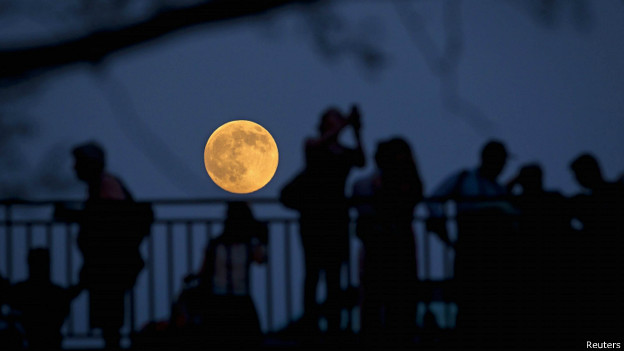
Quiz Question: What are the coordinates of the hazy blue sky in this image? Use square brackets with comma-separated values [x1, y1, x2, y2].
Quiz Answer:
[3, 0, 623, 200]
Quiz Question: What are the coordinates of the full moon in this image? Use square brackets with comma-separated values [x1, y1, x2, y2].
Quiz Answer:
[204, 120, 279, 194]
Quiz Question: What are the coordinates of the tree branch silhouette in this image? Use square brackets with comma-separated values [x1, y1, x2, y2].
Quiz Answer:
[394, 0, 495, 136]
[0, 0, 316, 81]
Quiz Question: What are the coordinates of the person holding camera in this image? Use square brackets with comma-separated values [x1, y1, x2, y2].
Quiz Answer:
[297, 105, 365, 335]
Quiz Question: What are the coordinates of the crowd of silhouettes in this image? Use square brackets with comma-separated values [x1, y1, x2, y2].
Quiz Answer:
[1, 105, 623, 350]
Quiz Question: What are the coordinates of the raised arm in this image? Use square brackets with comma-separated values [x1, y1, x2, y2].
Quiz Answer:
[349, 105, 366, 168]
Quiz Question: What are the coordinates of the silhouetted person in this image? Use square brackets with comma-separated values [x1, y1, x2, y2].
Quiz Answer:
[6, 249, 81, 350]
[296, 105, 365, 334]
[507, 163, 569, 268]
[506, 164, 573, 345]
[427, 140, 516, 347]
[568, 153, 624, 340]
[570, 153, 624, 236]
[352, 137, 423, 346]
[179, 202, 267, 349]
[55, 141, 152, 349]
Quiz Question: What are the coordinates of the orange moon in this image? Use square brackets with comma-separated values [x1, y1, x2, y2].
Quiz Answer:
[204, 120, 279, 194]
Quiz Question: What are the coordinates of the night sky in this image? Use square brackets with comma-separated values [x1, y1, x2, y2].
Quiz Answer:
[2, 0, 622, 201]
[1, 0, 624, 346]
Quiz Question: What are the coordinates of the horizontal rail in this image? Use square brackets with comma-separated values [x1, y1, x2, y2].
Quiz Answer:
[0, 195, 524, 206]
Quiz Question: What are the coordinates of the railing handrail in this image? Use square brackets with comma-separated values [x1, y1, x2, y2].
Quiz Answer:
[0, 194, 527, 206]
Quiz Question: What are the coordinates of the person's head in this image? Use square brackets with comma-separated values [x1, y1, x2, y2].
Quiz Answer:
[516, 164, 543, 193]
[223, 201, 258, 239]
[570, 153, 604, 190]
[479, 140, 508, 181]
[375, 137, 422, 192]
[318, 107, 346, 137]
[72, 142, 106, 183]
[28, 248, 51, 281]
[375, 137, 414, 171]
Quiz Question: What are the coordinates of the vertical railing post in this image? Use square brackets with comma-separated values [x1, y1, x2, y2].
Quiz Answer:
[442, 240, 450, 328]
[65, 224, 75, 336]
[167, 222, 175, 305]
[186, 222, 193, 274]
[46, 223, 53, 249]
[423, 226, 431, 281]
[5, 204, 13, 281]
[26, 223, 33, 250]
[284, 221, 292, 324]
[346, 217, 353, 331]
[265, 230, 273, 332]
[148, 233, 156, 322]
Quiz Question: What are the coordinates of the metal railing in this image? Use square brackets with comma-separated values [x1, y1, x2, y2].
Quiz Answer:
[0, 198, 456, 347]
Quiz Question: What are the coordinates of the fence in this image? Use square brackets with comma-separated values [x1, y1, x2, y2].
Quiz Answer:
[0, 198, 456, 348]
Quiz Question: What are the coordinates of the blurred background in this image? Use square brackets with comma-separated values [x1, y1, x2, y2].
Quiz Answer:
[1, 0, 622, 200]
[1, 0, 623, 349]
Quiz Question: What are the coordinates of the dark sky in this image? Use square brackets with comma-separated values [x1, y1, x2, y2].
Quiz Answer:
[2, 0, 624, 341]
[3, 1, 623, 200]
